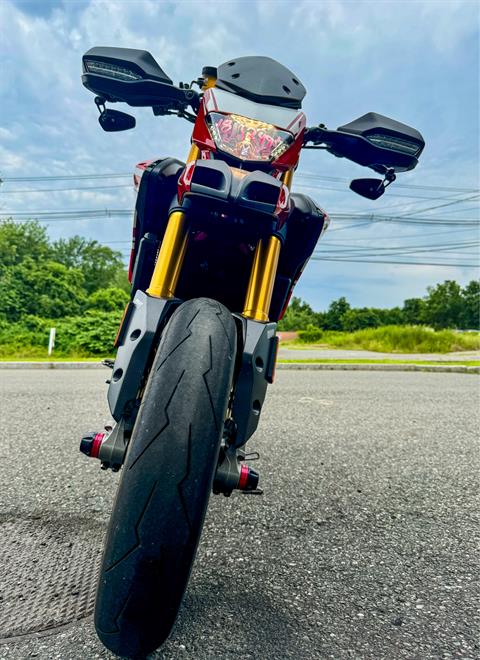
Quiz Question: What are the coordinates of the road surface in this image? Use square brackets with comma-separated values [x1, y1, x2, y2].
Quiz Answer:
[0, 370, 478, 659]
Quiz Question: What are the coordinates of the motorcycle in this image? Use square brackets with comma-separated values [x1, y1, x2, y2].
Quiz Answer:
[79, 48, 425, 658]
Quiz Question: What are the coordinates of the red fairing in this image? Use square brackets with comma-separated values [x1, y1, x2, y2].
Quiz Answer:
[177, 160, 196, 202]
[274, 183, 292, 228]
[134, 159, 155, 191]
[271, 113, 306, 170]
[191, 94, 217, 152]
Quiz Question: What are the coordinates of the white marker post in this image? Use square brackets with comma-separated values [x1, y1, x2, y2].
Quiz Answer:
[48, 327, 56, 356]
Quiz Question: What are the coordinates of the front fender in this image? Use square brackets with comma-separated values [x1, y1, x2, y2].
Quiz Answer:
[108, 291, 180, 420]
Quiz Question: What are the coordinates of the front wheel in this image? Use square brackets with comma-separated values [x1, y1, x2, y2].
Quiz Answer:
[94, 298, 237, 658]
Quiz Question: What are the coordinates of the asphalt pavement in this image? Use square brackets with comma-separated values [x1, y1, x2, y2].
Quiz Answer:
[0, 370, 479, 659]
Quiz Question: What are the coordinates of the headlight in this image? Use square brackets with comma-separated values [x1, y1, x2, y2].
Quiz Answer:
[207, 112, 294, 162]
[365, 133, 421, 156]
[84, 59, 142, 81]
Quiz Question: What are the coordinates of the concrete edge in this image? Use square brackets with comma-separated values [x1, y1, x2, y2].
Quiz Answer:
[0, 361, 478, 373]
[277, 363, 480, 374]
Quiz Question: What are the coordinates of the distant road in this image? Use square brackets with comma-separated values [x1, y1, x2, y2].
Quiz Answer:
[278, 347, 480, 361]
[0, 370, 478, 659]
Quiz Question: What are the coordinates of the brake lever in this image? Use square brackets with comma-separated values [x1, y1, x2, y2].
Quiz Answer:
[303, 124, 329, 146]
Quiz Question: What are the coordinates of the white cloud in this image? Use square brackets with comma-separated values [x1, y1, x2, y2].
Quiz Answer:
[0, 0, 478, 307]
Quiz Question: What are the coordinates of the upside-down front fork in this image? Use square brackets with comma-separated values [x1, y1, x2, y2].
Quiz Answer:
[146, 143, 292, 320]
[81, 140, 293, 490]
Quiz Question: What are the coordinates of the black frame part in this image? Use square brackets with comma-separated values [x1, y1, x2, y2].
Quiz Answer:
[82, 47, 199, 112]
[231, 315, 278, 448]
[83, 47, 174, 83]
[304, 113, 425, 174]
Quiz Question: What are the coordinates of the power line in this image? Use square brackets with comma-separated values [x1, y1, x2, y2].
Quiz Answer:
[0, 173, 131, 182]
[2, 171, 478, 194]
[296, 172, 480, 194]
[310, 256, 478, 267]
[323, 226, 479, 241]
[0, 184, 133, 194]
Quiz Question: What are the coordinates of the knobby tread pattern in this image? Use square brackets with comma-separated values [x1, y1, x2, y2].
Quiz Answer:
[94, 299, 237, 659]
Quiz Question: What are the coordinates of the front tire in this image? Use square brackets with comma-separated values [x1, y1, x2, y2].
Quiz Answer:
[94, 298, 237, 658]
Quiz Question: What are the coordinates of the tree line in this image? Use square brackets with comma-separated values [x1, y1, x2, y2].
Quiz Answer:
[0, 220, 130, 355]
[279, 280, 479, 332]
[0, 219, 130, 322]
[0, 219, 478, 352]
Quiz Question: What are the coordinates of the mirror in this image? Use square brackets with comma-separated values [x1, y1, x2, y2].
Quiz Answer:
[350, 178, 385, 200]
[99, 109, 136, 132]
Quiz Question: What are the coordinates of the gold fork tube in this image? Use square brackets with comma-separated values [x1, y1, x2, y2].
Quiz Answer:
[146, 144, 200, 299]
[282, 168, 294, 190]
[187, 144, 200, 162]
[242, 236, 282, 322]
[242, 168, 294, 321]
[146, 211, 189, 298]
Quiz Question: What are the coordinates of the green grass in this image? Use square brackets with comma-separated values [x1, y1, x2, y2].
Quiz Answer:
[295, 325, 480, 353]
[0, 355, 111, 362]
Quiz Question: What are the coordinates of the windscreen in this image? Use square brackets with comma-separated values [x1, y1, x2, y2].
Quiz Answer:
[205, 88, 301, 130]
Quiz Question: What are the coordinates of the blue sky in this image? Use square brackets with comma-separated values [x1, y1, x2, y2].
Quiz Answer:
[1, 0, 478, 310]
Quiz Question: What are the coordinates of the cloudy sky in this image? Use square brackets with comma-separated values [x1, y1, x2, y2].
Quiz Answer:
[1, 0, 478, 310]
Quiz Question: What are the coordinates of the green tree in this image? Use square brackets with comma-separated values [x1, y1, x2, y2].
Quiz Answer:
[87, 287, 130, 312]
[342, 307, 381, 331]
[51, 236, 126, 294]
[0, 259, 86, 321]
[402, 297, 426, 325]
[278, 296, 321, 330]
[325, 296, 350, 330]
[377, 306, 404, 326]
[423, 280, 463, 329]
[461, 280, 480, 329]
[0, 219, 51, 269]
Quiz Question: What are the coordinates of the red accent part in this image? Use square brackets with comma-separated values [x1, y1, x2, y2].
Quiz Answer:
[135, 159, 155, 171]
[238, 464, 250, 490]
[271, 126, 306, 171]
[177, 160, 196, 202]
[274, 183, 291, 228]
[191, 97, 217, 152]
[91, 433, 105, 459]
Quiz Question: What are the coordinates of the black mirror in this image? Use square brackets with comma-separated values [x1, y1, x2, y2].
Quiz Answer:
[350, 178, 385, 200]
[99, 109, 135, 132]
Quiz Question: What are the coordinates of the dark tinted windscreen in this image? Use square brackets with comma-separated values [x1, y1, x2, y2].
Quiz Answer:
[215, 56, 306, 109]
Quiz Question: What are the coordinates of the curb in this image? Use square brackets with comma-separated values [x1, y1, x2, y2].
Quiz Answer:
[277, 363, 480, 374]
[0, 362, 478, 374]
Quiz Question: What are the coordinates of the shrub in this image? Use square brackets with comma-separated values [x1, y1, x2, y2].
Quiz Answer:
[322, 325, 480, 353]
[297, 325, 324, 343]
